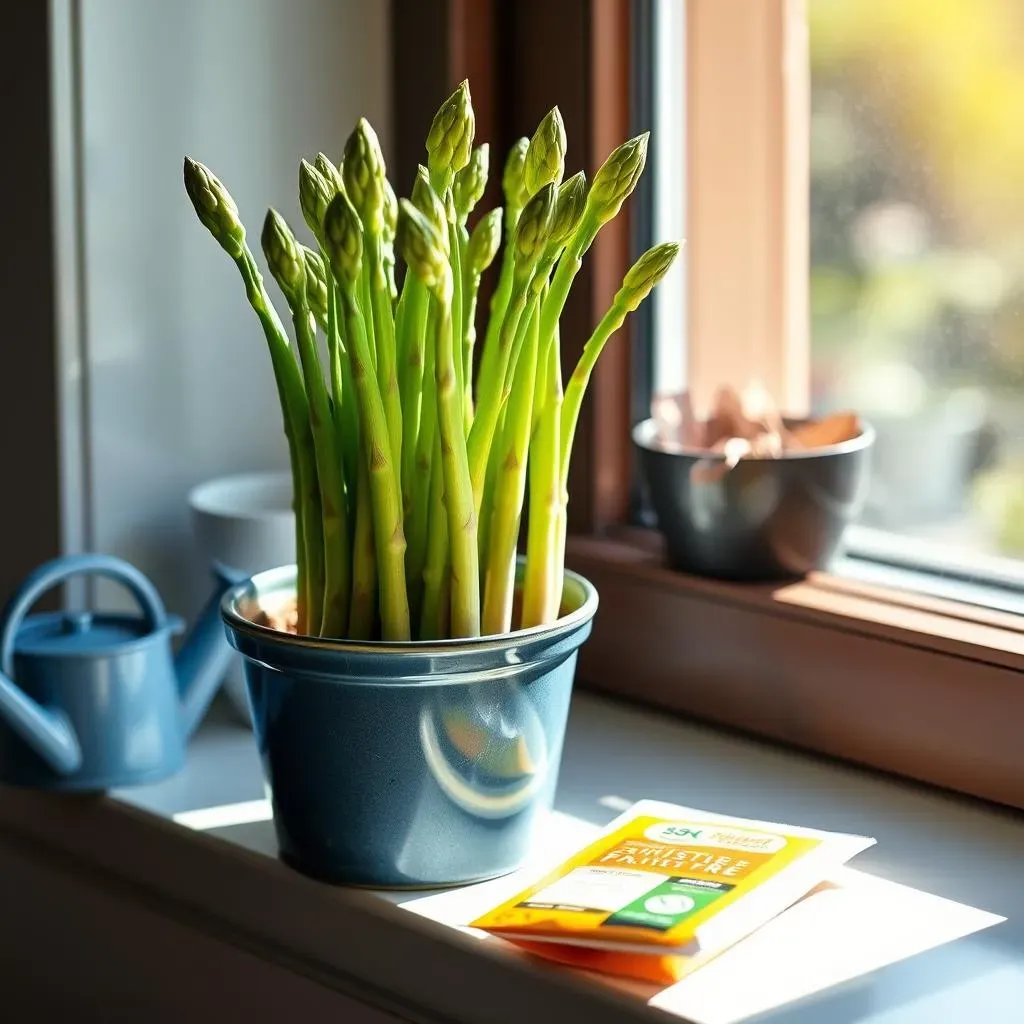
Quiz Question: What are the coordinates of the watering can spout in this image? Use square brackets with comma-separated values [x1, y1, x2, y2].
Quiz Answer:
[0, 676, 82, 773]
[175, 565, 248, 739]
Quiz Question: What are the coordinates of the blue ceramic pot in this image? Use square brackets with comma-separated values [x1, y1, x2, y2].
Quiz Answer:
[221, 565, 598, 888]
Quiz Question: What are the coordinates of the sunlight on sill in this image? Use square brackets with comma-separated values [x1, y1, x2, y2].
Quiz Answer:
[172, 799, 273, 831]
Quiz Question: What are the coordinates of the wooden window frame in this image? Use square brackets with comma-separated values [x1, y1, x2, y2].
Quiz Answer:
[391, 0, 1024, 812]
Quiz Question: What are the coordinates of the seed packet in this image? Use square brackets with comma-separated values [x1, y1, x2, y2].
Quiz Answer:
[471, 800, 875, 969]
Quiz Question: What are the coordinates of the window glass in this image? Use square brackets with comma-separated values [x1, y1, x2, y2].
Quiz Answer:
[810, 0, 1024, 563]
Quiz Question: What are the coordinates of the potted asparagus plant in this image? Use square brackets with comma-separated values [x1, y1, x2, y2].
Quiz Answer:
[184, 81, 678, 888]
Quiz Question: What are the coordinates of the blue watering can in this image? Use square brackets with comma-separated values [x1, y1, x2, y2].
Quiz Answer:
[0, 553, 241, 791]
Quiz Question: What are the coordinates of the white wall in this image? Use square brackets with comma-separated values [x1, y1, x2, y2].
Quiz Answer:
[74, 0, 390, 618]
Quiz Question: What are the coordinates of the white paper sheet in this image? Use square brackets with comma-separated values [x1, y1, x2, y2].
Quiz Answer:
[649, 867, 1004, 1024]
[399, 803, 1005, 1023]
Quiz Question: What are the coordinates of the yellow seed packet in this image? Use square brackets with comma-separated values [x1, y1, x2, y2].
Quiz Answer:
[471, 801, 874, 960]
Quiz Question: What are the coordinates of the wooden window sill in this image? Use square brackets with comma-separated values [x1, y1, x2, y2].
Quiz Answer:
[566, 529, 1024, 810]
[1, 691, 1019, 1022]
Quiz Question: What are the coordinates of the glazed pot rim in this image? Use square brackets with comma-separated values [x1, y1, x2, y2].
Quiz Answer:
[631, 416, 876, 461]
[220, 561, 599, 656]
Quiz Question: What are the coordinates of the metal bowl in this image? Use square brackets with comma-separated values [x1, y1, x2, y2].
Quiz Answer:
[632, 417, 875, 581]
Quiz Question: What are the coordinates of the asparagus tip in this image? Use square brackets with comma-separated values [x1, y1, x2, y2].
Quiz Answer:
[183, 156, 246, 259]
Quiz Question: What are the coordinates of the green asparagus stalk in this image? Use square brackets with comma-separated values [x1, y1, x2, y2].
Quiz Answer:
[412, 164, 448, 237]
[262, 210, 351, 638]
[475, 138, 529, 425]
[461, 208, 502, 425]
[482, 294, 543, 635]
[523, 107, 567, 196]
[466, 182, 556, 516]
[452, 143, 490, 430]
[502, 137, 531, 215]
[551, 242, 681, 616]
[426, 79, 475, 196]
[452, 143, 489, 225]
[183, 157, 322, 636]
[382, 177, 399, 307]
[407, 307, 438, 631]
[477, 400, 505, 579]
[397, 200, 480, 637]
[398, 167, 444, 390]
[445, 191, 466, 439]
[418, 430, 449, 641]
[344, 119, 403, 495]
[328, 138, 373, 637]
[299, 159, 335, 245]
[560, 240, 681, 480]
[349, 440, 377, 640]
[300, 246, 342, 492]
[522, 317, 563, 627]
[399, 167, 445, 533]
[540, 133, 650, 355]
[299, 158, 358, 493]
[502, 172, 586, 403]
[301, 244, 329, 330]
[323, 190, 411, 641]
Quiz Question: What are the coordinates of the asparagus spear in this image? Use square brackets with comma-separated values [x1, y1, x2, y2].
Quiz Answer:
[523, 106, 567, 196]
[344, 119, 403, 495]
[301, 244, 329, 330]
[461, 208, 502, 424]
[452, 143, 490, 429]
[503, 137, 531, 214]
[398, 167, 445, 527]
[479, 170, 579, 617]
[183, 157, 321, 636]
[418, 429, 449, 641]
[482, 295, 542, 635]
[398, 169, 446, 623]
[299, 159, 336, 243]
[549, 241, 681, 619]
[406, 303, 438, 631]
[522, 317, 564, 627]
[426, 82, 475, 439]
[560, 240, 681, 483]
[426, 79, 475, 195]
[466, 183, 556, 516]
[397, 200, 480, 637]
[315, 148, 376, 638]
[299, 159, 358, 494]
[475, 138, 529, 424]
[348, 442, 377, 640]
[488, 103, 565, 425]
[539, 133, 650, 354]
[262, 210, 352, 638]
[314, 152, 345, 195]
[512, 172, 587, 626]
[444, 191, 466, 442]
[382, 177, 399, 307]
[324, 190, 411, 641]
[452, 143, 489, 225]
[502, 172, 586, 403]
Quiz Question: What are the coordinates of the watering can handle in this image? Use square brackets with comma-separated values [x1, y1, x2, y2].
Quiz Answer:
[0, 554, 169, 679]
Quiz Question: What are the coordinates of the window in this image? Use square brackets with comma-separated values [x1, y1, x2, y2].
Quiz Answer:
[809, 0, 1024, 580]
[560, 0, 1024, 811]
[647, 0, 1024, 587]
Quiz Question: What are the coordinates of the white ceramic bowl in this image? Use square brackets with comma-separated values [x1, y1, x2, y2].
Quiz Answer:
[189, 471, 295, 725]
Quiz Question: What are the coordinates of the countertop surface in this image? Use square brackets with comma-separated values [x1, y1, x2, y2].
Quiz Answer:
[114, 689, 1024, 1024]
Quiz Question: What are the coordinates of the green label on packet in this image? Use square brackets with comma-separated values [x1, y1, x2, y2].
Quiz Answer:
[603, 877, 734, 932]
